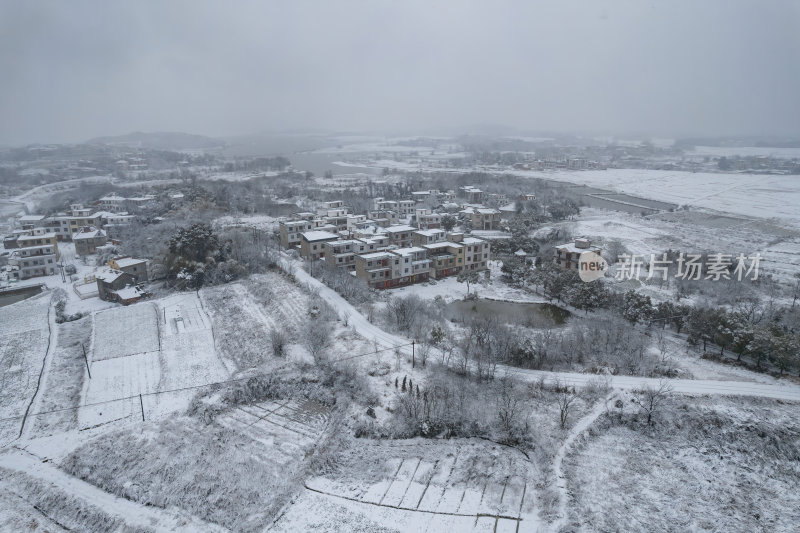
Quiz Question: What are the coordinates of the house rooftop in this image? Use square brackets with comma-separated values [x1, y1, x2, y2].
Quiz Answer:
[423, 241, 461, 249]
[73, 229, 106, 240]
[359, 251, 394, 260]
[301, 230, 338, 242]
[17, 232, 58, 241]
[414, 229, 445, 237]
[392, 246, 425, 255]
[556, 241, 601, 254]
[114, 286, 143, 300]
[112, 256, 147, 268]
[95, 268, 128, 283]
[384, 224, 416, 233]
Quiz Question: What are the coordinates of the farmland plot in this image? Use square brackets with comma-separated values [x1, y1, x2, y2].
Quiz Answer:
[0, 293, 52, 446]
[27, 316, 91, 438]
[61, 401, 328, 532]
[299, 440, 538, 532]
[79, 293, 228, 430]
[201, 272, 310, 370]
[213, 398, 330, 466]
[91, 303, 159, 361]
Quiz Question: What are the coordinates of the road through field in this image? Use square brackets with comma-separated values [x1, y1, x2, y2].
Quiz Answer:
[280, 254, 800, 402]
[0, 449, 226, 532]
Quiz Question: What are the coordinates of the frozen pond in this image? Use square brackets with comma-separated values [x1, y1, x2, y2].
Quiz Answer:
[445, 298, 570, 327]
[0, 284, 45, 308]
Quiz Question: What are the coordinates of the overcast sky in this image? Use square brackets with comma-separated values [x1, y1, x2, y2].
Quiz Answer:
[1, 0, 799, 145]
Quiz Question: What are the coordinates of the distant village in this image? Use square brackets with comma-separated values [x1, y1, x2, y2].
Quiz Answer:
[1, 194, 158, 304]
[1, 180, 597, 304]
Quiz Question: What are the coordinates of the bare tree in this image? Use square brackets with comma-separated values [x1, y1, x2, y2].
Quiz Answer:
[496, 376, 523, 436]
[304, 321, 332, 363]
[556, 381, 579, 429]
[656, 329, 669, 363]
[457, 269, 480, 296]
[416, 341, 431, 367]
[270, 327, 287, 357]
[634, 379, 673, 425]
[387, 295, 424, 331]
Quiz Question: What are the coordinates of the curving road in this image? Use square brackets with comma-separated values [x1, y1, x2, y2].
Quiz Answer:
[282, 254, 800, 402]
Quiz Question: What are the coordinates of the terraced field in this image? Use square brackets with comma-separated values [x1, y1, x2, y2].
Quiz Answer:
[0, 293, 52, 446]
[290, 440, 539, 532]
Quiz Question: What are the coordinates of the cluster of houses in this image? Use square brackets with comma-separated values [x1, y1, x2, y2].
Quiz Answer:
[279, 190, 504, 289]
[2, 197, 154, 281]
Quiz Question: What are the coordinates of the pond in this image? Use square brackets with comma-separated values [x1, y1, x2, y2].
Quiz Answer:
[0, 284, 45, 308]
[445, 299, 570, 327]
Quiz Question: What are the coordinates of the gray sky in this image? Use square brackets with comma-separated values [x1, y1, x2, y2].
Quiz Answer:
[1, 0, 799, 145]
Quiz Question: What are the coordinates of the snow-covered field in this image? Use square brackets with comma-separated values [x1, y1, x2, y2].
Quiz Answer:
[91, 303, 160, 361]
[689, 145, 800, 159]
[200, 272, 310, 370]
[550, 207, 800, 283]
[342, 155, 800, 229]
[563, 395, 800, 533]
[0, 293, 51, 446]
[516, 168, 800, 228]
[27, 316, 91, 438]
[78, 293, 229, 430]
[299, 439, 537, 532]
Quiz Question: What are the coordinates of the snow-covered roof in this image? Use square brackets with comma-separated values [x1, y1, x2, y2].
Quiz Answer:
[392, 246, 425, 255]
[301, 230, 338, 242]
[17, 232, 57, 241]
[19, 215, 45, 222]
[95, 268, 128, 282]
[384, 224, 415, 233]
[112, 257, 147, 268]
[414, 229, 445, 237]
[555, 241, 601, 254]
[114, 286, 143, 300]
[73, 229, 106, 240]
[423, 241, 460, 250]
[324, 239, 360, 247]
[359, 251, 394, 260]
[462, 237, 485, 245]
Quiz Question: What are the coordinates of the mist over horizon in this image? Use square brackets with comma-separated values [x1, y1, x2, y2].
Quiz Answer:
[2, 0, 800, 145]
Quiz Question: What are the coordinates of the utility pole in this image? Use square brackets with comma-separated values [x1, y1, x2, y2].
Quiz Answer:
[412, 340, 415, 368]
[81, 344, 91, 379]
[139, 394, 145, 421]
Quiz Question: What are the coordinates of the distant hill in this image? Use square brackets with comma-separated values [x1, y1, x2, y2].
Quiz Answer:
[86, 131, 224, 151]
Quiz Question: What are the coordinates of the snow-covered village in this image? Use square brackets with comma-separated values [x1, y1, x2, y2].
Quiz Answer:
[1, 2, 799, 533]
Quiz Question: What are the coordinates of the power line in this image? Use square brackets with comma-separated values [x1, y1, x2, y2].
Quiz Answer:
[0, 342, 414, 424]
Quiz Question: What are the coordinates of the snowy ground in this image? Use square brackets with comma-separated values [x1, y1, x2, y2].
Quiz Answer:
[562, 395, 800, 533]
[342, 157, 800, 229]
[0, 293, 52, 446]
[78, 293, 229, 430]
[385, 261, 546, 304]
[300, 439, 538, 532]
[548, 207, 800, 284]
[199, 272, 311, 371]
